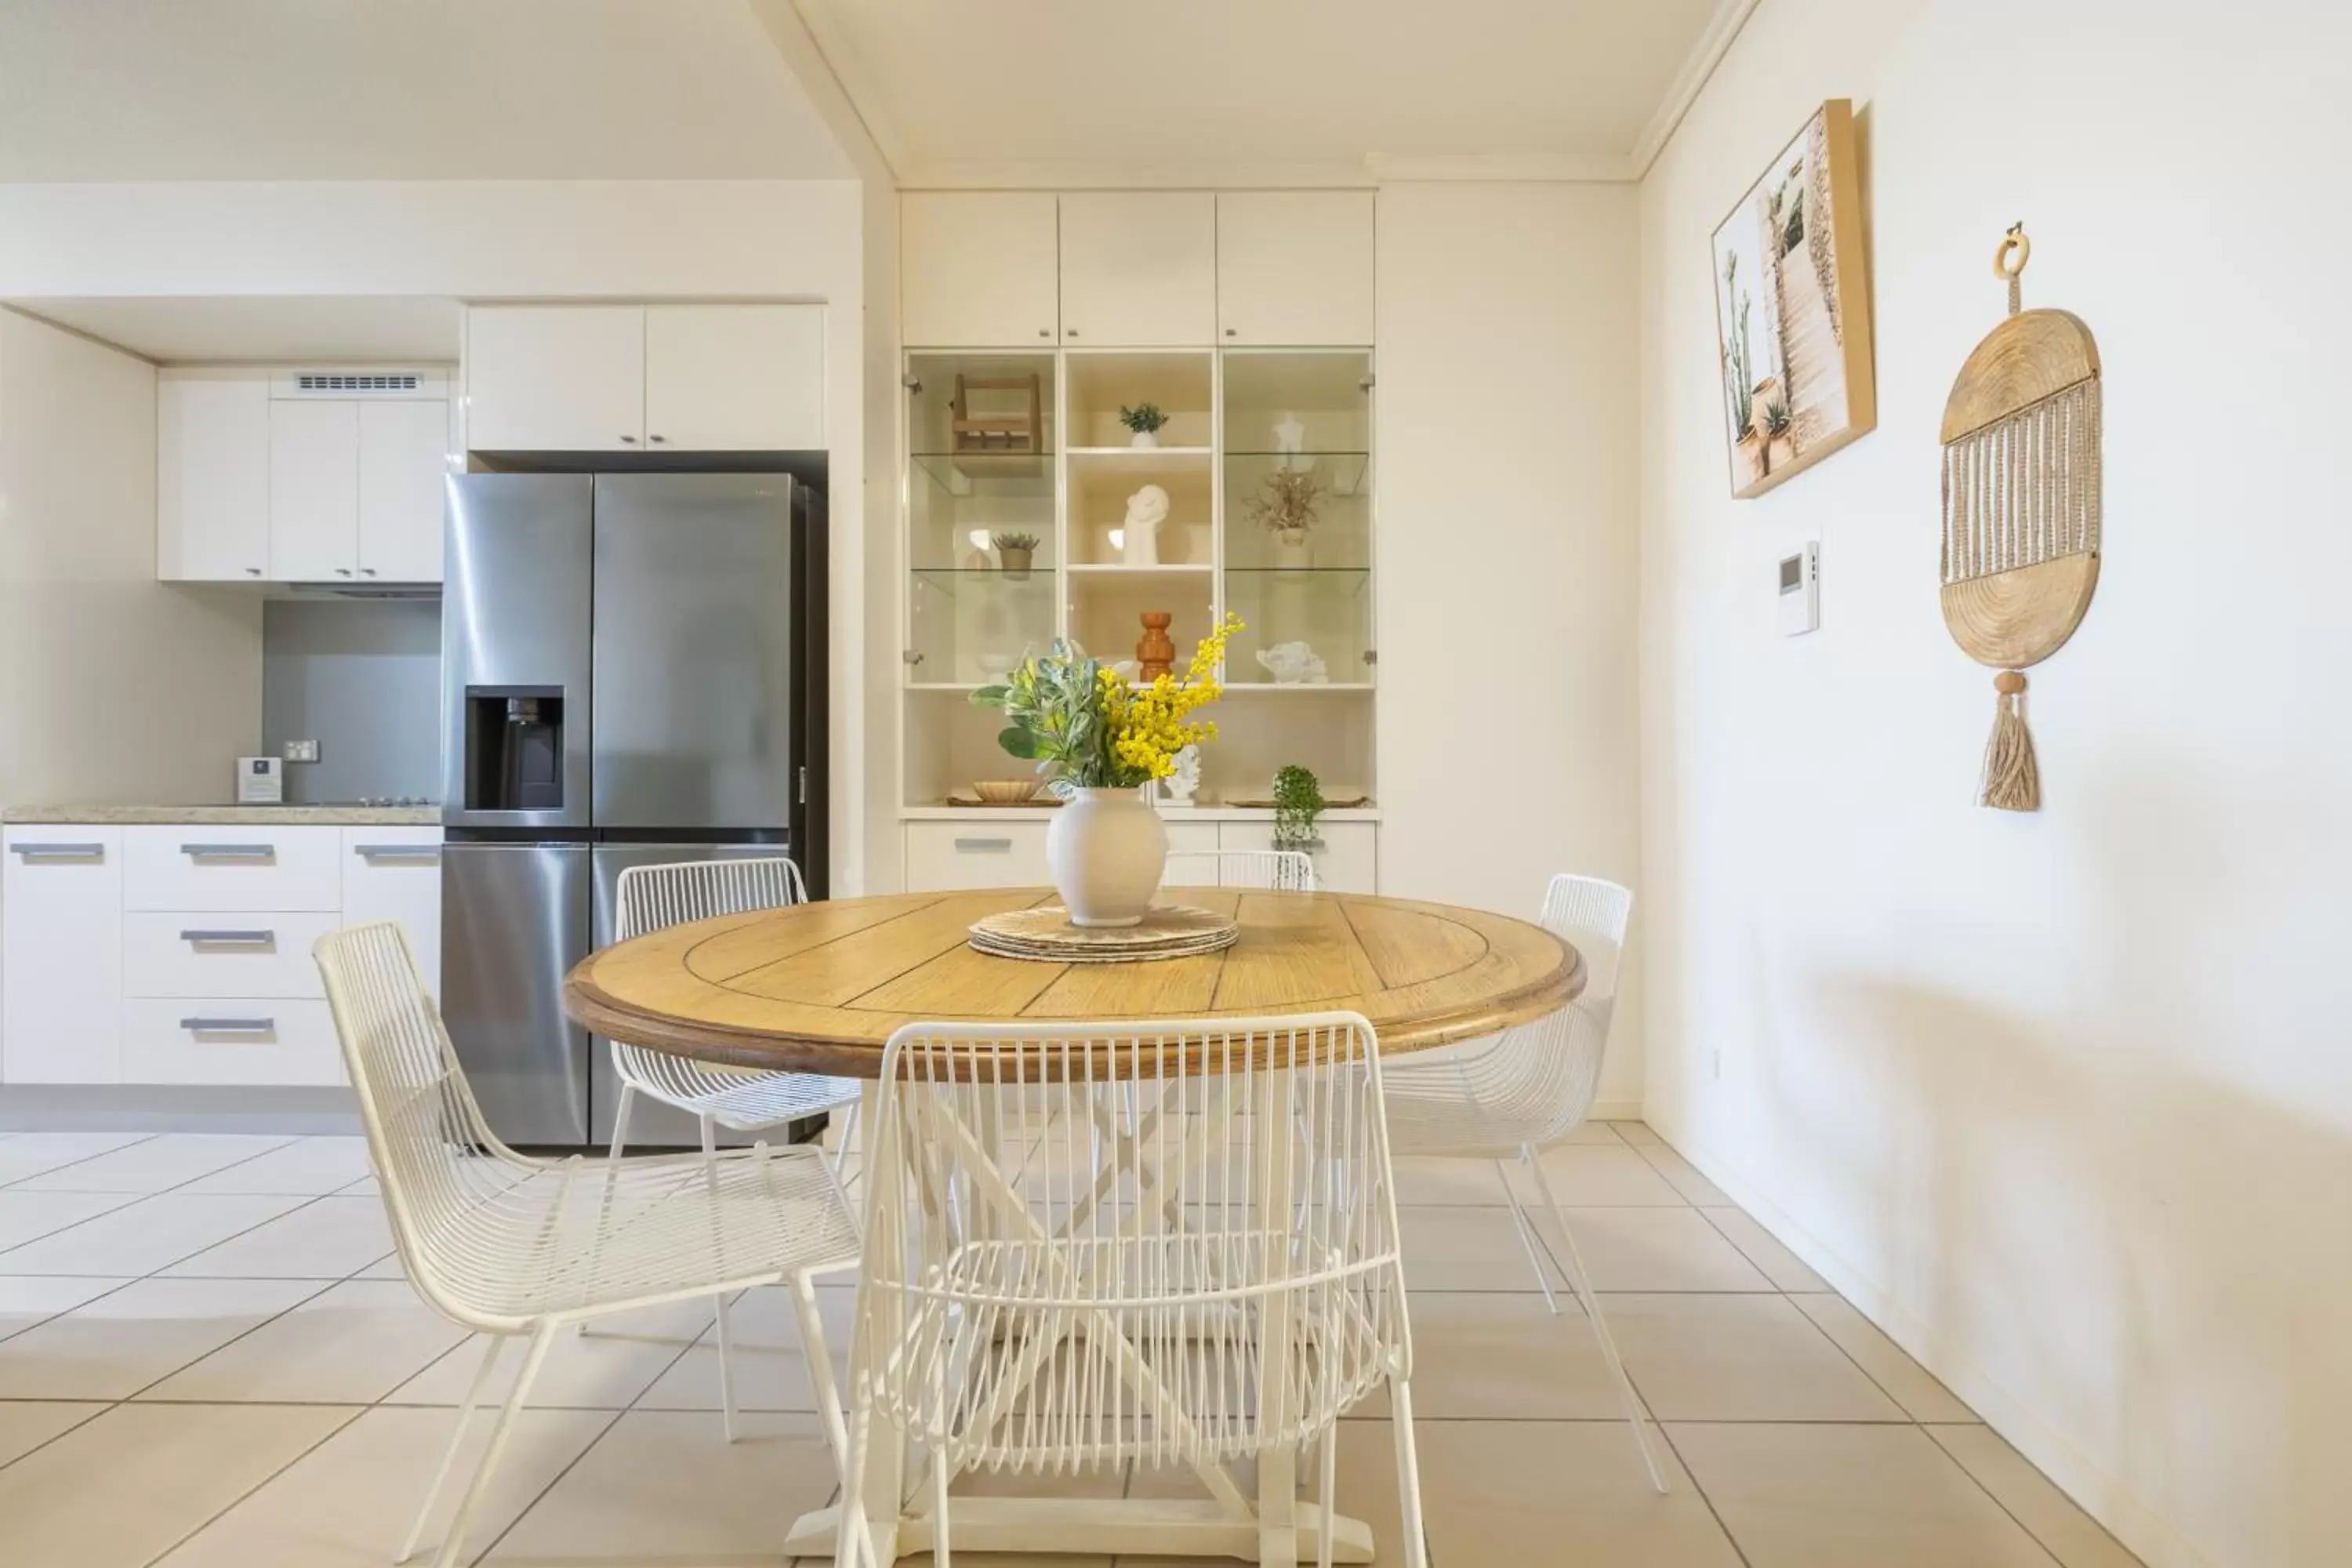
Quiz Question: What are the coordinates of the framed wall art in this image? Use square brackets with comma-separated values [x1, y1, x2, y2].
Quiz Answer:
[1711, 99, 1876, 499]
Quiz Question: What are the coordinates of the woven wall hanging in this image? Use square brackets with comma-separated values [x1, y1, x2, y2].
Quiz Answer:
[1939, 224, 2101, 811]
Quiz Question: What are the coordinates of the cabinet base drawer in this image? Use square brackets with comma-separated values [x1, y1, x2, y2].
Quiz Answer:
[124, 913, 339, 1000]
[125, 826, 342, 913]
[122, 999, 347, 1087]
[905, 822, 1051, 891]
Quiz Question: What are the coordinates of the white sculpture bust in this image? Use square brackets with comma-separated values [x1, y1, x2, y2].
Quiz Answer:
[1122, 484, 1170, 567]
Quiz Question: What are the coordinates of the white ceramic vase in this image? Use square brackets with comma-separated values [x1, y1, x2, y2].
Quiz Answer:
[1272, 528, 1313, 568]
[1129, 430, 1160, 449]
[1048, 786, 1168, 927]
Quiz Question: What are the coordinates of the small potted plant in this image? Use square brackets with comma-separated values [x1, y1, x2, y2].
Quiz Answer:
[991, 531, 1040, 580]
[1243, 467, 1324, 568]
[1271, 763, 1326, 855]
[1119, 402, 1170, 450]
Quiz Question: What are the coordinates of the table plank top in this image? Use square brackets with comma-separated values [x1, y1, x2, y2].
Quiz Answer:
[562, 889, 1583, 1076]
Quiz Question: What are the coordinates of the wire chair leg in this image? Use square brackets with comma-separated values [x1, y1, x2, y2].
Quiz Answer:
[790, 1268, 851, 1472]
[580, 1085, 641, 1341]
[699, 1112, 740, 1445]
[397, 1333, 506, 1564]
[429, 1323, 555, 1568]
[1316, 1426, 1339, 1568]
[931, 1446, 953, 1566]
[1496, 1157, 1560, 1314]
[1388, 1375, 1431, 1568]
[1525, 1142, 1669, 1494]
[830, 1100, 860, 1185]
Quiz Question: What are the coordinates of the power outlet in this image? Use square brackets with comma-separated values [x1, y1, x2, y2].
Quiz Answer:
[282, 739, 320, 764]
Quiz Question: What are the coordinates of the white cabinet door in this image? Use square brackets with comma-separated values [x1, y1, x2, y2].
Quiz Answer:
[1218, 821, 1377, 894]
[358, 399, 450, 582]
[268, 398, 361, 581]
[902, 192, 1061, 347]
[2, 829, 123, 1084]
[1217, 191, 1376, 346]
[158, 372, 270, 582]
[465, 306, 645, 452]
[903, 822, 1051, 891]
[1058, 193, 1217, 347]
[644, 305, 825, 451]
[341, 829, 443, 999]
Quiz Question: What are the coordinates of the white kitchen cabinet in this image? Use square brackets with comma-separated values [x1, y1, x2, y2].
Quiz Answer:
[1218, 820, 1376, 895]
[123, 913, 339, 1000]
[124, 826, 343, 914]
[1217, 191, 1377, 347]
[902, 192, 1061, 347]
[465, 305, 646, 452]
[644, 305, 825, 451]
[341, 828, 444, 999]
[358, 399, 451, 581]
[904, 821, 1051, 892]
[1058, 193, 1218, 347]
[122, 1000, 345, 1088]
[268, 397, 361, 582]
[158, 371, 271, 581]
[2, 830, 124, 1084]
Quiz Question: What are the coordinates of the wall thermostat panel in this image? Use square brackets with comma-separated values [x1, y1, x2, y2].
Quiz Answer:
[1778, 542, 1820, 636]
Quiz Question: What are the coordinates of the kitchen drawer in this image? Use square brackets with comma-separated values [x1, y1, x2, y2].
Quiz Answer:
[1218, 820, 1377, 895]
[122, 999, 346, 1087]
[1160, 821, 1224, 887]
[905, 821, 1051, 892]
[123, 913, 338, 1000]
[124, 825, 341, 913]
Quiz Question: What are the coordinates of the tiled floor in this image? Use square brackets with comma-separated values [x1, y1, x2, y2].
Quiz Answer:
[0, 1124, 2141, 1567]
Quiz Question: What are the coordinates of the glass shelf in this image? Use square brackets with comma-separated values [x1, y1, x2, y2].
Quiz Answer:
[907, 567, 1054, 687]
[1222, 564, 1374, 687]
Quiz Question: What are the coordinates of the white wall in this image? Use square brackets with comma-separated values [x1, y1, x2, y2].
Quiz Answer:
[1638, 2, 2352, 1564]
[1376, 183, 1646, 1110]
[0, 309, 260, 804]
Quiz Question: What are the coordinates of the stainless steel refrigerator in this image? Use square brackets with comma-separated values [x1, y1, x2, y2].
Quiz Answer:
[439, 474, 827, 1149]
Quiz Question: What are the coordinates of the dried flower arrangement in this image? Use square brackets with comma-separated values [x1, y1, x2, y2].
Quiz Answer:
[1243, 467, 1324, 539]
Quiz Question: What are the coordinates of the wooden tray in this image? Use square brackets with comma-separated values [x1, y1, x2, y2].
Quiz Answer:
[968, 904, 1240, 964]
[945, 794, 1062, 808]
[1224, 795, 1370, 811]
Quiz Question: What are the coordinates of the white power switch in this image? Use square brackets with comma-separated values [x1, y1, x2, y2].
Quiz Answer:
[1777, 542, 1820, 636]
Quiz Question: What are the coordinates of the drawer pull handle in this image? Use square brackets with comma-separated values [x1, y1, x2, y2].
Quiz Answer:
[352, 844, 440, 860]
[11, 843, 104, 859]
[180, 1016, 275, 1034]
[953, 837, 1014, 853]
[180, 929, 276, 946]
[182, 844, 276, 860]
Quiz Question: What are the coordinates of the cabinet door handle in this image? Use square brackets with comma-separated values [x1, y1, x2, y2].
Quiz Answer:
[1225, 328, 1238, 337]
[1038, 328, 1051, 339]
[619, 434, 639, 444]
[245, 566, 263, 576]
[360, 568, 377, 576]
[954, 837, 1014, 853]
[180, 928, 276, 946]
[11, 842, 105, 860]
[353, 844, 440, 860]
[335, 568, 353, 576]
[180, 1016, 275, 1033]
[1065, 328, 1079, 338]
[648, 434, 667, 444]
[181, 843, 275, 860]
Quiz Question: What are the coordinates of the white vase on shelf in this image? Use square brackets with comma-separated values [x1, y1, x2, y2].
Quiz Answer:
[1271, 528, 1313, 568]
[1129, 429, 1160, 450]
[1047, 786, 1168, 927]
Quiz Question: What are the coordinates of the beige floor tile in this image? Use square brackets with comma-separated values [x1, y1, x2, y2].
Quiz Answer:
[1700, 1206, 1828, 1291]
[1389, 1155, 1515, 1207]
[339, 1174, 383, 1197]
[1517, 1143, 1691, 1207]
[633, 1283, 855, 1414]
[1125, 1418, 1413, 1568]
[1418, 1418, 1743, 1566]
[1355, 1291, 1635, 1420]
[355, 1247, 408, 1279]
[1601, 1294, 1908, 1421]
[1789, 1294, 1975, 1421]
[140, 1278, 468, 1403]
[1610, 1120, 1665, 1147]
[0, 1399, 107, 1466]
[0, 1276, 320, 1399]
[0, 1192, 310, 1276]
[486, 1408, 838, 1564]
[177, 1136, 374, 1196]
[1397, 1203, 1552, 1291]
[0, 1400, 354, 1568]
[1561, 1119, 1626, 1145]
[154, 1403, 615, 1568]
[1669, 1421, 2059, 1567]
[160, 1196, 395, 1279]
[1635, 1142, 1734, 1206]
[0, 1189, 142, 1252]
[1928, 1425, 2144, 1568]
[878, 1457, 1124, 1568]
[1552, 1206, 1774, 1292]
[0, 1273, 134, 1341]
[0, 1131, 154, 1187]
[10, 1133, 296, 1193]
[393, 1295, 720, 1410]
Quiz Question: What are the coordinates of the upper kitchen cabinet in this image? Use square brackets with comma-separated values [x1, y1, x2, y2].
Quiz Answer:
[158, 370, 270, 580]
[1217, 191, 1376, 346]
[902, 192, 1060, 347]
[1058, 193, 1217, 346]
[267, 397, 361, 582]
[465, 305, 646, 452]
[358, 398, 453, 581]
[644, 304, 825, 450]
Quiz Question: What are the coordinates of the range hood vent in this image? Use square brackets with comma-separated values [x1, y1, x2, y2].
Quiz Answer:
[294, 372, 420, 394]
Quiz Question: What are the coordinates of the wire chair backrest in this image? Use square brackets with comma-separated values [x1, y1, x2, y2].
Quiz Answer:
[1539, 873, 1632, 1033]
[614, 855, 808, 942]
[1161, 848, 1318, 891]
[850, 1012, 1406, 1475]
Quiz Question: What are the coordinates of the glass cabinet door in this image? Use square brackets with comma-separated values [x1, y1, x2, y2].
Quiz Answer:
[906, 354, 1058, 684]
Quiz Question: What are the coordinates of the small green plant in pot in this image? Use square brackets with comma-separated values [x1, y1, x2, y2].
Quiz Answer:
[992, 531, 1040, 580]
[1119, 402, 1170, 450]
[1271, 763, 1326, 854]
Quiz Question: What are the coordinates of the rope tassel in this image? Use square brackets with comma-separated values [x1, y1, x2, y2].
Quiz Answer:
[1979, 670, 2040, 812]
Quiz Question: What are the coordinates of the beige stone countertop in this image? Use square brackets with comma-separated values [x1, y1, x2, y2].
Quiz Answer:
[900, 804, 1380, 822]
[2, 804, 442, 826]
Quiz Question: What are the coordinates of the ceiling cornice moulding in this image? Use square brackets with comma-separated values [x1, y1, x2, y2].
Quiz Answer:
[1628, 0, 1764, 177]
[1362, 151, 1633, 183]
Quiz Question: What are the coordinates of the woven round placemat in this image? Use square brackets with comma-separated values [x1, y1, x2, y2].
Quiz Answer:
[968, 904, 1240, 964]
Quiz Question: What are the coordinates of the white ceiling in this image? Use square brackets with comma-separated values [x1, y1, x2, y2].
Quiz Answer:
[796, 0, 1738, 185]
[0, 0, 853, 181]
[5, 298, 463, 365]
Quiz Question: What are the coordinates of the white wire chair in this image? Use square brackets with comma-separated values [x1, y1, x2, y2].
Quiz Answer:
[314, 921, 861, 1568]
[1377, 873, 1666, 1492]
[835, 1013, 1425, 1568]
[1161, 848, 1319, 891]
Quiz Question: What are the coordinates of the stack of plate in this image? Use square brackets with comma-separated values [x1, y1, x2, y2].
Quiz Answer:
[969, 905, 1240, 964]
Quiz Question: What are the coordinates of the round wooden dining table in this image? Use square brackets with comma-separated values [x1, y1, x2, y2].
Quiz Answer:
[562, 886, 1584, 1565]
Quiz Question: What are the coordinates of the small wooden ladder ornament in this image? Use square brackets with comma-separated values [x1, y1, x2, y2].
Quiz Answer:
[1938, 225, 2103, 811]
